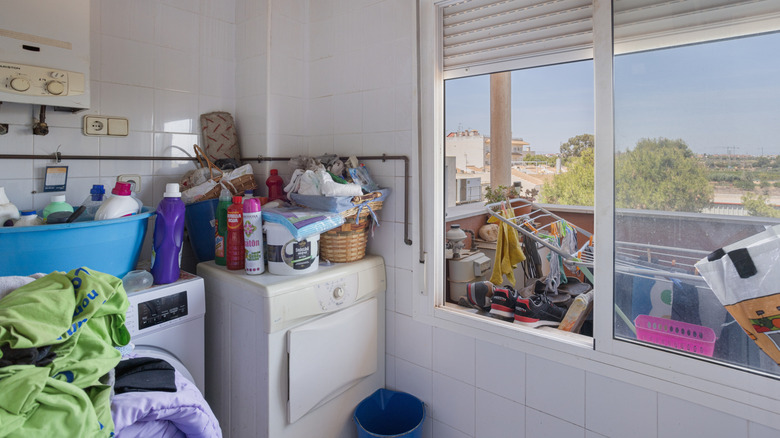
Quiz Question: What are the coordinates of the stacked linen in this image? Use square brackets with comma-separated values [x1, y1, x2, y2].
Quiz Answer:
[0, 268, 130, 438]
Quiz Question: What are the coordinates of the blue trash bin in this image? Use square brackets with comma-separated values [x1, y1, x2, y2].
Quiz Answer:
[184, 198, 218, 263]
[354, 389, 425, 438]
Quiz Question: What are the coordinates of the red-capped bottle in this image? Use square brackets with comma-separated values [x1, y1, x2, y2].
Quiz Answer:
[226, 196, 245, 270]
[266, 169, 285, 202]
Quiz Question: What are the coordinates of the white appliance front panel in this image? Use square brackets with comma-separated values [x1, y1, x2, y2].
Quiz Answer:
[287, 298, 378, 424]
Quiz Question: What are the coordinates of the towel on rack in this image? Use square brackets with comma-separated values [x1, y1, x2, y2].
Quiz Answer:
[489, 207, 526, 287]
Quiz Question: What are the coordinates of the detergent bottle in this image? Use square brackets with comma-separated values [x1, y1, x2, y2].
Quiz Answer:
[243, 198, 264, 274]
[226, 196, 244, 270]
[95, 182, 139, 220]
[0, 187, 20, 226]
[265, 169, 284, 202]
[42, 194, 73, 220]
[151, 183, 186, 285]
[215, 188, 232, 266]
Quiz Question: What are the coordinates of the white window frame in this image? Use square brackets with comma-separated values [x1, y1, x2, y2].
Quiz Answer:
[416, 0, 780, 428]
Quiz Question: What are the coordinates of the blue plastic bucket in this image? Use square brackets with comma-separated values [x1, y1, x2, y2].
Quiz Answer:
[184, 198, 218, 263]
[0, 207, 154, 278]
[354, 389, 425, 438]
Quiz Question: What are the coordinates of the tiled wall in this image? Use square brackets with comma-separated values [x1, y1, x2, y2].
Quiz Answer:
[0, 0, 236, 214]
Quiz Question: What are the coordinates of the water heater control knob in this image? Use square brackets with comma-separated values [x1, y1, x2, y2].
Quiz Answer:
[333, 287, 344, 300]
[46, 81, 65, 95]
[10, 77, 30, 92]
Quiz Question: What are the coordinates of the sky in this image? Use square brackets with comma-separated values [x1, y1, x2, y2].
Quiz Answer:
[444, 32, 780, 156]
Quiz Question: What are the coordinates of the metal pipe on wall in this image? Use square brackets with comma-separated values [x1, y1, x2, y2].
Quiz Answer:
[0, 152, 412, 246]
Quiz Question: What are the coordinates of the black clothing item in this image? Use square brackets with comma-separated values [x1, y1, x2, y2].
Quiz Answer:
[0, 344, 56, 368]
[114, 357, 177, 394]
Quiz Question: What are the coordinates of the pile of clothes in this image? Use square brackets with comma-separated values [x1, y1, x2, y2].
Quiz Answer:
[283, 154, 380, 198]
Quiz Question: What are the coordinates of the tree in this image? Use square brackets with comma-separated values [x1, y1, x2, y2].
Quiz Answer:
[539, 147, 594, 206]
[742, 192, 780, 218]
[559, 134, 594, 161]
[615, 138, 713, 212]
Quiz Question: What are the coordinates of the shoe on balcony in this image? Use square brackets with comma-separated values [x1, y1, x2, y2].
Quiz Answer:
[489, 285, 518, 322]
[514, 293, 567, 326]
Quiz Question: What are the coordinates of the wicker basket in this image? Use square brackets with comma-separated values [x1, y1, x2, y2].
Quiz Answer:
[320, 196, 384, 263]
[190, 144, 258, 201]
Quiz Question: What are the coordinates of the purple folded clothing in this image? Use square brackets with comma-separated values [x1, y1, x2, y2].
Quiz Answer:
[111, 370, 222, 438]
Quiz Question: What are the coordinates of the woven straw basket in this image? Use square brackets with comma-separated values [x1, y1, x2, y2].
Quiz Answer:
[319, 193, 384, 263]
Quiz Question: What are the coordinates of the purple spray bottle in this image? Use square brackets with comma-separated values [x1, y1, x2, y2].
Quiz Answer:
[151, 183, 186, 284]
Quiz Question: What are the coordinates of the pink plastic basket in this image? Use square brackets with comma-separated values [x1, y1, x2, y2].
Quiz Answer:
[634, 315, 717, 357]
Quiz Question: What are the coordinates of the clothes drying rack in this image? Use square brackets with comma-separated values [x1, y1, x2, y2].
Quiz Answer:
[484, 198, 717, 334]
[484, 198, 595, 274]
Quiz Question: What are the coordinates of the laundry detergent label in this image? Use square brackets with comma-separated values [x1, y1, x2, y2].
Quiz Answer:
[268, 240, 314, 269]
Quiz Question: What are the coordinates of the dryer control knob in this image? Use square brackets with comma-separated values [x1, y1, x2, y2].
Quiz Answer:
[333, 287, 344, 300]
[46, 80, 65, 95]
[10, 77, 30, 92]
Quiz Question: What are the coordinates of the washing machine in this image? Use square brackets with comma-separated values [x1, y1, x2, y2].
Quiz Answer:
[124, 272, 206, 392]
[197, 255, 386, 438]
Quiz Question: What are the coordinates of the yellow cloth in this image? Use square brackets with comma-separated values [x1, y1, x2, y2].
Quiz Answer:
[489, 208, 526, 287]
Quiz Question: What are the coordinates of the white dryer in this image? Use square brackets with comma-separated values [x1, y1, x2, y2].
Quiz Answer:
[124, 273, 206, 392]
[198, 255, 386, 438]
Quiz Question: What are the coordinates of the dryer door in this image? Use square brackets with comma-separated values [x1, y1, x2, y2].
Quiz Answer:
[132, 345, 196, 388]
[287, 298, 378, 424]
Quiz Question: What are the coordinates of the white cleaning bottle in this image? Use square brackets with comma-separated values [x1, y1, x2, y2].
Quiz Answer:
[95, 182, 140, 220]
[0, 187, 20, 226]
[243, 198, 264, 274]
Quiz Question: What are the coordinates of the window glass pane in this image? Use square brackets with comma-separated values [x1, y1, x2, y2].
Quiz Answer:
[614, 12, 780, 374]
[444, 61, 595, 337]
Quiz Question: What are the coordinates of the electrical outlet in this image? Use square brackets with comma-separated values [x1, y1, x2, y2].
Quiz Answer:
[84, 116, 108, 135]
[117, 174, 141, 192]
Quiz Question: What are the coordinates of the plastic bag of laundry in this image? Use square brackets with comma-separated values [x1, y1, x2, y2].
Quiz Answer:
[695, 224, 780, 365]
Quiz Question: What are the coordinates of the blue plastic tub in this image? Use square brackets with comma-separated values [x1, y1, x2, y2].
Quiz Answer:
[184, 198, 218, 263]
[354, 389, 425, 438]
[0, 207, 154, 278]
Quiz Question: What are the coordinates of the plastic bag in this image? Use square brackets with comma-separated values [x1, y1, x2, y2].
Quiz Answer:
[695, 224, 780, 364]
[181, 179, 218, 204]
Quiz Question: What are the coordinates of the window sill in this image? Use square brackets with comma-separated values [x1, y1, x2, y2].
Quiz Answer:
[435, 302, 594, 352]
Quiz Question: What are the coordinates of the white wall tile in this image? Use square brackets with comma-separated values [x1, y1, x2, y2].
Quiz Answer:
[366, 219, 395, 267]
[394, 358, 433, 407]
[309, 58, 334, 99]
[586, 431, 608, 438]
[526, 407, 585, 438]
[476, 341, 526, 404]
[385, 309, 396, 355]
[433, 327, 475, 385]
[432, 419, 472, 438]
[362, 88, 395, 133]
[155, 47, 200, 93]
[526, 355, 585, 427]
[309, 18, 334, 61]
[334, 92, 363, 135]
[585, 373, 657, 438]
[201, 0, 236, 23]
[307, 96, 334, 136]
[385, 354, 396, 390]
[333, 134, 363, 157]
[101, 0, 156, 43]
[99, 132, 155, 177]
[394, 222, 414, 270]
[749, 422, 780, 437]
[200, 57, 237, 99]
[394, 313, 432, 369]
[101, 36, 155, 87]
[0, 179, 35, 211]
[154, 90, 199, 133]
[156, 4, 199, 52]
[200, 16, 236, 60]
[432, 373, 475, 436]
[100, 84, 155, 132]
[658, 394, 748, 438]
[476, 389, 524, 438]
[394, 267, 413, 316]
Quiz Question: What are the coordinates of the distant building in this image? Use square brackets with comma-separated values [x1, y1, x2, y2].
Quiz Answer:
[445, 130, 534, 171]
